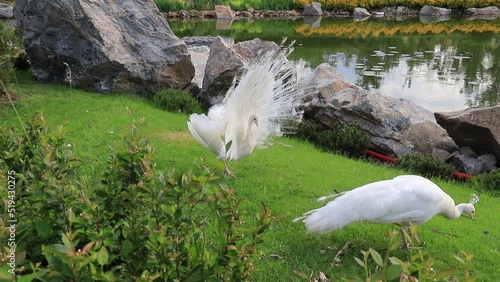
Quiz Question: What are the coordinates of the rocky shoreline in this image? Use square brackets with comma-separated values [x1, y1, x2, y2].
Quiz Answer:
[163, 4, 499, 20]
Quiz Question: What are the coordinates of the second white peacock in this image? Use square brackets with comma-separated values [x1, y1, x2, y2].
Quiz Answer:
[293, 175, 479, 248]
[187, 50, 303, 175]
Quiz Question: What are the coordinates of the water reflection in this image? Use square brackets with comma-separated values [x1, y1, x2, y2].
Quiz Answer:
[168, 17, 500, 112]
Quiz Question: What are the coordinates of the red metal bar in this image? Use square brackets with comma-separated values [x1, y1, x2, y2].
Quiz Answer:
[453, 171, 475, 179]
[365, 149, 397, 163]
[365, 149, 475, 179]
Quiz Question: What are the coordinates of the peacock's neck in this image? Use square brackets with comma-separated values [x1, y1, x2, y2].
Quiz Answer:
[452, 203, 470, 219]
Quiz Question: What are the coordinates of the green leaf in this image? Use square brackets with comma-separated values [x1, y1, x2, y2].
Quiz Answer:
[385, 265, 402, 282]
[121, 240, 133, 258]
[96, 247, 109, 266]
[34, 221, 51, 239]
[354, 257, 365, 267]
[369, 248, 384, 266]
[44, 244, 69, 255]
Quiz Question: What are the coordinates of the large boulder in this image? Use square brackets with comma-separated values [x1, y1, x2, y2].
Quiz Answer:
[215, 5, 234, 19]
[466, 6, 500, 16]
[301, 63, 458, 158]
[419, 5, 451, 16]
[14, 0, 194, 94]
[353, 7, 371, 17]
[435, 106, 500, 163]
[199, 36, 281, 109]
[466, 6, 500, 20]
[302, 2, 322, 16]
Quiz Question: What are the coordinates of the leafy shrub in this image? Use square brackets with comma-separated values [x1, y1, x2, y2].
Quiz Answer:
[472, 169, 500, 196]
[397, 152, 455, 180]
[352, 228, 476, 281]
[317, 123, 370, 158]
[0, 113, 78, 265]
[295, 119, 322, 143]
[295, 119, 370, 158]
[0, 21, 24, 95]
[0, 113, 276, 281]
[153, 88, 202, 114]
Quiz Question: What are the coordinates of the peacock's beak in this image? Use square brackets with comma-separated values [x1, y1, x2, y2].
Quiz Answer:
[463, 213, 474, 220]
[253, 119, 259, 127]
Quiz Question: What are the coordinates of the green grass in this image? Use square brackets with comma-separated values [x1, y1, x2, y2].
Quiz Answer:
[2, 71, 499, 281]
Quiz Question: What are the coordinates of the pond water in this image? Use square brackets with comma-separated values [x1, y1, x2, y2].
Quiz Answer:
[168, 17, 500, 112]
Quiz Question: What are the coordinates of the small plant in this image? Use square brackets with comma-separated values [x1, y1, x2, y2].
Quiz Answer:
[397, 152, 455, 180]
[350, 228, 476, 281]
[472, 169, 500, 196]
[153, 88, 202, 114]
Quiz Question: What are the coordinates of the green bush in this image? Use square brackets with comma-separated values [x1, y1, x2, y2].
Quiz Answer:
[317, 123, 370, 158]
[397, 152, 455, 180]
[472, 169, 500, 196]
[295, 119, 370, 158]
[295, 119, 322, 143]
[0, 113, 276, 280]
[153, 88, 202, 114]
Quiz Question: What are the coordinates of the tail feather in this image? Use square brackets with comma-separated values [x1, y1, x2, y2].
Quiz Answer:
[223, 50, 304, 149]
[187, 113, 226, 160]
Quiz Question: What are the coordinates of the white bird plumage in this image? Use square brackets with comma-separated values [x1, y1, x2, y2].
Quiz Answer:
[293, 175, 479, 247]
[187, 49, 303, 174]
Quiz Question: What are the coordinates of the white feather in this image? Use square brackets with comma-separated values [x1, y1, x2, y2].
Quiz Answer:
[294, 175, 478, 235]
[187, 49, 303, 169]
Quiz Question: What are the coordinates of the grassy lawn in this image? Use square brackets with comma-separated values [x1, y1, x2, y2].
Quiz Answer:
[1, 71, 499, 281]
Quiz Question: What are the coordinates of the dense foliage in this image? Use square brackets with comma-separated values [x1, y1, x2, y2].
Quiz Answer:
[472, 169, 500, 196]
[0, 113, 277, 280]
[154, 0, 498, 11]
[0, 22, 20, 96]
[153, 88, 203, 114]
[397, 152, 456, 180]
[295, 119, 371, 158]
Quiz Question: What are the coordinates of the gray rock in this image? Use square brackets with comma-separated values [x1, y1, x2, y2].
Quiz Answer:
[435, 105, 500, 162]
[478, 154, 498, 172]
[460, 146, 477, 158]
[200, 36, 283, 109]
[466, 6, 500, 16]
[466, 6, 500, 20]
[301, 63, 458, 158]
[215, 5, 233, 19]
[182, 36, 217, 48]
[353, 7, 371, 17]
[432, 148, 453, 162]
[188, 45, 210, 87]
[419, 5, 451, 16]
[450, 154, 488, 175]
[302, 2, 322, 16]
[14, 0, 194, 94]
[0, 3, 13, 19]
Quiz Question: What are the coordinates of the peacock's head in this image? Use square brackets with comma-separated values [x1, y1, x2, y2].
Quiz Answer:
[462, 194, 479, 220]
[251, 115, 259, 127]
[462, 204, 475, 220]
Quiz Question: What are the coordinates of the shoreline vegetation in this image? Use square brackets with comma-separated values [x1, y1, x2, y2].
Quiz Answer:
[153, 0, 499, 16]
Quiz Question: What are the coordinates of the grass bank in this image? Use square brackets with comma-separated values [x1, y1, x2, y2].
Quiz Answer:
[1, 72, 499, 280]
